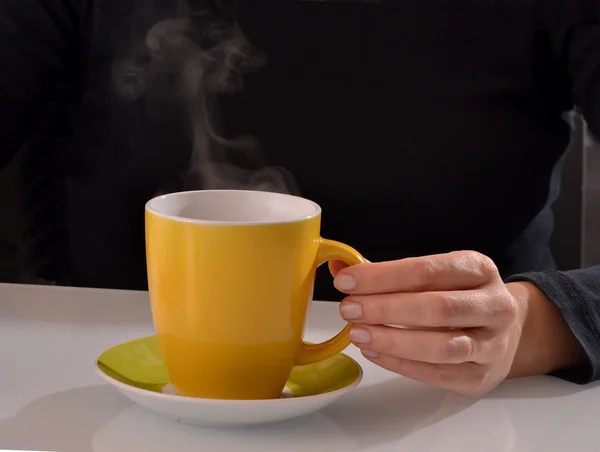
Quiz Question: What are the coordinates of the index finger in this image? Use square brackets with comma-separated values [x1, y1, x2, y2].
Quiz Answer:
[334, 251, 500, 295]
[340, 289, 510, 328]
[328, 259, 349, 277]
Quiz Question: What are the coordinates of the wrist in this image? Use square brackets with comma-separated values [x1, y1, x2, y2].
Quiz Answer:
[506, 281, 586, 379]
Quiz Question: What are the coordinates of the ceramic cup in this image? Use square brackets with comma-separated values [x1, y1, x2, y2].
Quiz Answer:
[145, 190, 366, 400]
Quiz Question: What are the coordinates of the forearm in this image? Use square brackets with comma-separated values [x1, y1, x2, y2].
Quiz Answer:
[505, 267, 600, 383]
[506, 281, 586, 379]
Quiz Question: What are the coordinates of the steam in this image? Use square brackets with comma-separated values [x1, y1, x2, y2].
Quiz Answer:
[112, 0, 298, 194]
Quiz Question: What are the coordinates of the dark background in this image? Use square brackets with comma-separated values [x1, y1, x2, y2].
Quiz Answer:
[0, 146, 24, 282]
[582, 119, 600, 268]
[0, 114, 596, 284]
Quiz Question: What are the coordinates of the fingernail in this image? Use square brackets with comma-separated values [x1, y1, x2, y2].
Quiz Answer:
[334, 274, 356, 291]
[340, 301, 362, 320]
[362, 350, 380, 359]
[349, 326, 372, 344]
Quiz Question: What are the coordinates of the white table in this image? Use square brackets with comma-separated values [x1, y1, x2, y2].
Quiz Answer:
[1, 283, 599, 452]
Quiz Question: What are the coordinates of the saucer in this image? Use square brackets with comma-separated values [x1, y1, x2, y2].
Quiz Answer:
[96, 336, 363, 427]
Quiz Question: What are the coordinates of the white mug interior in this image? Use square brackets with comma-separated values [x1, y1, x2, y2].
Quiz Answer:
[146, 190, 321, 225]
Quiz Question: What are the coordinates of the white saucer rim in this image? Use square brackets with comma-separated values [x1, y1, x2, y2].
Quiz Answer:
[95, 354, 363, 405]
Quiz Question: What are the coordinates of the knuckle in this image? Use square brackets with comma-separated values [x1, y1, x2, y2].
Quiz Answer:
[427, 294, 460, 326]
[438, 337, 461, 361]
[473, 252, 498, 277]
[495, 293, 520, 322]
[437, 335, 474, 362]
[411, 257, 444, 290]
[456, 251, 498, 279]
[503, 298, 520, 320]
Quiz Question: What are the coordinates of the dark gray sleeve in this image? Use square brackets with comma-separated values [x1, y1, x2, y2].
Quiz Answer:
[506, 23, 600, 385]
[0, 0, 81, 168]
[506, 269, 600, 383]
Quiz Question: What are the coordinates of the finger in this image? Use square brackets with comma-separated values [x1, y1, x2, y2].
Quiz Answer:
[361, 352, 494, 397]
[329, 258, 371, 277]
[328, 259, 349, 277]
[334, 251, 499, 295]
[350, 324, 486, 364]
[340, 289, 516, 328]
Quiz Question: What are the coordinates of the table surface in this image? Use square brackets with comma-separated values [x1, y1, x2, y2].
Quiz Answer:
[1, 283, 599, 452]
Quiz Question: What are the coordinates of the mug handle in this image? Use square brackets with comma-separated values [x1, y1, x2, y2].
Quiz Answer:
[295, 238, 368, 366]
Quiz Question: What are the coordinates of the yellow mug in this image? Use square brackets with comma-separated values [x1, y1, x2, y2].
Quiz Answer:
[145, 189, 366, 400]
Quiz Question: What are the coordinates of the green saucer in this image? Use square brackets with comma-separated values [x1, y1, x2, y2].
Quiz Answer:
[97, 336, 362, 398]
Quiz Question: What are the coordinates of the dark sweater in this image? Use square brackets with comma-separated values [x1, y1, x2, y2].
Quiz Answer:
[1, 0, 599, 382]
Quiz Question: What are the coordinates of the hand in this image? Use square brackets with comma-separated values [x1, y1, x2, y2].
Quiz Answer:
[332, 251, 526, 397]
